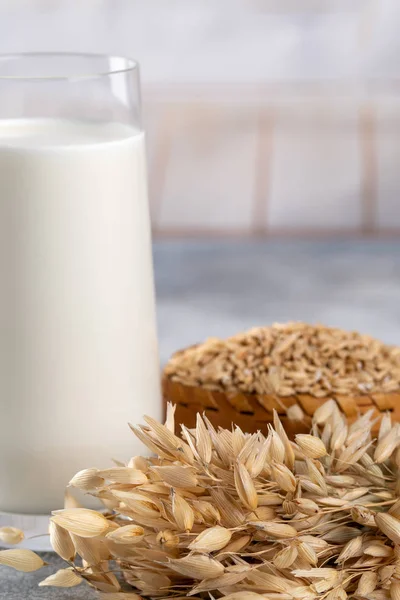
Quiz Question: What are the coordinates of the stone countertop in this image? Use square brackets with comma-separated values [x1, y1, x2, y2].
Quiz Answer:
[0, 554, 98, 600]
[2, 239, 400, 599]
[155, 239, 400, 365]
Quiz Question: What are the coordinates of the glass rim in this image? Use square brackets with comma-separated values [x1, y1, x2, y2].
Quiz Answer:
[0, 52, 139, 81]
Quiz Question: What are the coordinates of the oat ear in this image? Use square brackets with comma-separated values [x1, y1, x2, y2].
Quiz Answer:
[49, 521, 75, 562]
[39, 568, 82, 588]
[164, 402, 176, 433]
[51, 508, 109, 538]
[189, 526, 232, 552]
[0, 527, 24, 545]
[0, 549, 45, 572]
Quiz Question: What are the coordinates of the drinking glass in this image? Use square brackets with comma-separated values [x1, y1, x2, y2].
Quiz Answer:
[0, 53, 161, 548]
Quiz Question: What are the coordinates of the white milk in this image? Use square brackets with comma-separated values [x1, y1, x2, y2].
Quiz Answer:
[0, 119, 161, 514]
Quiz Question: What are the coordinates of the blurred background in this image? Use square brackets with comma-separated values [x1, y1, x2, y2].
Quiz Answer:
[2, 0, 400, 236]
[1, 0, 400, 361]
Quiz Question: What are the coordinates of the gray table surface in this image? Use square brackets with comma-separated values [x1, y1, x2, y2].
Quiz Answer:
[2, 239, 400, 598]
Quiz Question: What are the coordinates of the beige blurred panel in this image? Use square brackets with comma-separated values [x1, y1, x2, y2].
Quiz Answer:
[158, 105, 257, 232]
[268, 106, 362, 230]
[376, 101, 400, 229]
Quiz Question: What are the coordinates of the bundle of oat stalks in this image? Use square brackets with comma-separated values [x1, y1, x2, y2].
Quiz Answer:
[4, 402, 400, 600]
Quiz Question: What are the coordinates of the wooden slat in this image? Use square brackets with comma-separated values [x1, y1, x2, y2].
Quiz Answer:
[371, 393, 400, 411]
[296, 394, 324, 416]
[225, 392, 255, 414]
[334, 395, 358, 418]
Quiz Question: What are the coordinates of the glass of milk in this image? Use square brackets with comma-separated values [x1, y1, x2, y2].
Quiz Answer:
[0, 53, 161, 548]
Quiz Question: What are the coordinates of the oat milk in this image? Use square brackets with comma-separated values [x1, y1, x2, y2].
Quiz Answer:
[0, 119, 161, 513]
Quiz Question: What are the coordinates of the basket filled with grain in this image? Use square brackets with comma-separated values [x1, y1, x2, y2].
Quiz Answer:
[163, 322, 400, 436]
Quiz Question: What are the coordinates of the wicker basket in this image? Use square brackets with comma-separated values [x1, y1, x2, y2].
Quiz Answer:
[162, 374, 400, 438]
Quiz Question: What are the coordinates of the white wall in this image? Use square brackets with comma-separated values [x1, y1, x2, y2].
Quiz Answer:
[0, 0, 398, 84]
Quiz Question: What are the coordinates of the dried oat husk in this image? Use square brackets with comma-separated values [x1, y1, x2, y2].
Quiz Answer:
[0, 527, 24, 545]
[8, 400, 400, 600]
